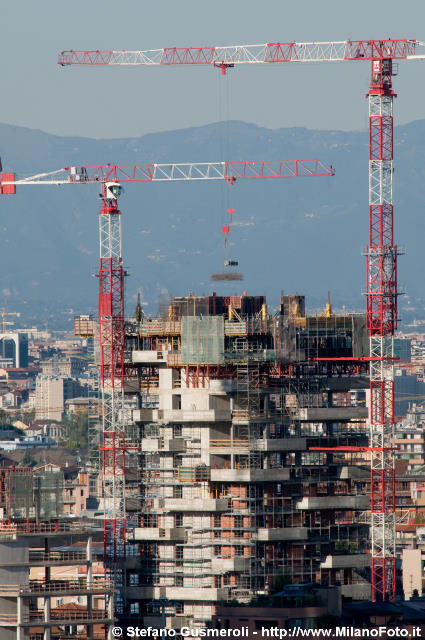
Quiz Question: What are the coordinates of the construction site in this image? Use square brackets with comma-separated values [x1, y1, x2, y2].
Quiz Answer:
[120, 292, 373, 627]
[3, 32, 425, 640]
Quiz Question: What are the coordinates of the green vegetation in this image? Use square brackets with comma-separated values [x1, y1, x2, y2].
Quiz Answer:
[269, 573, 292, 594]
[22, 451, 37, 467]
[335, 540, 359, 554]
[61, 411, 89, 450]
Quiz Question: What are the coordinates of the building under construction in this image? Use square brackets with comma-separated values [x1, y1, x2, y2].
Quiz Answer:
[0, 466, 115, 640]
[120, 291, 372, 629]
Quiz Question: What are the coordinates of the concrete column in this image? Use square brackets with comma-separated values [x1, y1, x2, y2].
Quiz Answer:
[264, 395, 269, 418]
[87, 535, 94, 639]
[86, 535, 93, 582]
[16, 595, 24, 640]
[230, 420, 234, 468]
[107, 593, 115, 640]
[43, 596, 51, 640]
[44, 537, 50, 583]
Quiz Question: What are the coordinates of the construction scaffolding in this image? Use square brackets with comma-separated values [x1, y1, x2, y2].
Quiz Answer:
[0, 469, 64, 521]
[126, 292, 371, 627]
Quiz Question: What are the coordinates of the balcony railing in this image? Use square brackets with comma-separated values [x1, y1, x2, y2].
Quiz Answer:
[0, 578, 113, 595]
[28, 551, 87, 563]
[209, 439, 250, 450]
[0, 521, 95, 535]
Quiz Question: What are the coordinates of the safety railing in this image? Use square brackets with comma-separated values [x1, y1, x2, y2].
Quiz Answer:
[29, 551, 87, 563]
[0, 578, 113, 595]
[0, 521, 95, 535]
[209, 439, 250, 450]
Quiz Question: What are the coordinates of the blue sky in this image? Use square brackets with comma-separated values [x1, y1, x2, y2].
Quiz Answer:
[2, 0, 425, 138]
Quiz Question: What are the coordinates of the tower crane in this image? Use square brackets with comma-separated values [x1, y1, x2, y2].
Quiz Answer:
[58, 37, 425, 602]
[0, 157, 334, 615]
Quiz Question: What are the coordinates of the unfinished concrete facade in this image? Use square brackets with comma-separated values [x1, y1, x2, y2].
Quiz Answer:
[0, 525, 114, 640]
[126, 292, 372, 628]
[0, 467, 114, 639]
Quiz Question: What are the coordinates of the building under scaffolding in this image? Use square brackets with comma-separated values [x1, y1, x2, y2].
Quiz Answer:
[122, 292, 372, 629]
[0, 467, 114, 640]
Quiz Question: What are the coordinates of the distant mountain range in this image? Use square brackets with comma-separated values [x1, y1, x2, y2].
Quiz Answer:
[1, 119, 424, 326]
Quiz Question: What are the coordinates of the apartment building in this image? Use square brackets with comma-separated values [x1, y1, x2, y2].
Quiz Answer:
[123, 292, 371, 629]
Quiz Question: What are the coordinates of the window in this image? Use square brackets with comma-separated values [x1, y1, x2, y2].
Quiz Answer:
[130, 603, 139, 615]
[173, 425, 182, 437]
[235, 545, 244, 557]
[173, 486, 182, 499]
[129, 574, 139, 586]
[234, 515, 243, 528]
[176, 546, 184, 559]
[81, 489, 84, 497]
[214, 515, 221, 528]
[175, 602, 184, 614]
[172, 395, 182, 410]
[175, 514, 183, 527]
[175, 575, 184, 587]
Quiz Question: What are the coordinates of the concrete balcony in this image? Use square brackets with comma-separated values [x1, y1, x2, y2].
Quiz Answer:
[160, 586, 230, 602]
[132, 408, 158, 422]
[141, 437, 186, 453]
[153, 497, 229, 512]
[340, 583, 371, 599]
[143, 616, 162, 628]
[0, 578, 113, 597]
[209, 379, 238, 394]
[133, 350, 167, 363]
[157, 409, 231, 423]
[296, 495, 369, 510]
[338, 465, 369, 480]
[210, 468, 290, 482]
[0, 609, 113, 627]
[0, 550, 89, 569]
[320, 376, 369, 391]
[133, 527, 186, 541]
[28, 551, 88, 566]
[254, 438, 307, 452]
[211, 557, 251, 572]
[169, 616, 195, 630]
[321, 554, 371, 569]
[295, 407, 368, 421]
[256, 527, 308, 541]
[129, 586, 229, 602]
[166, 438, 187, 452]
[210, 438, 307, 453]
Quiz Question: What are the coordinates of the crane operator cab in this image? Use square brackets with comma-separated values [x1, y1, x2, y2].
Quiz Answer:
[105, 181, 123, 200]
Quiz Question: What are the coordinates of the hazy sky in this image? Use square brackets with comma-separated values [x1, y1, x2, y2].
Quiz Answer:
[3, 0, 425, 138]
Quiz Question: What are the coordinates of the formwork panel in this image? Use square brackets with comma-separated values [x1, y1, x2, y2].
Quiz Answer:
[181, 316, 224, 365]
